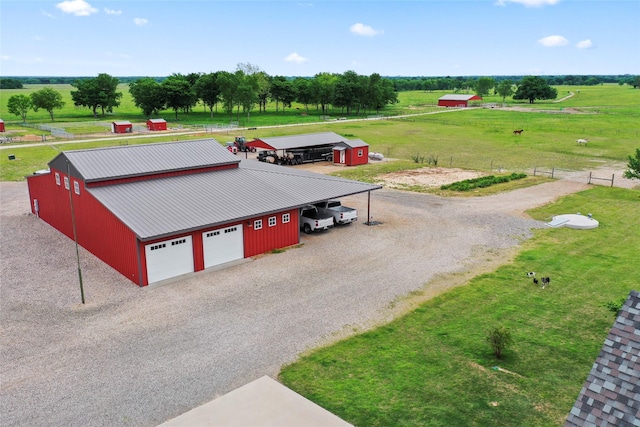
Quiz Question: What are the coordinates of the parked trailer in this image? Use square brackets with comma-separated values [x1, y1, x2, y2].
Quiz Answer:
[257, 145, 334, 165]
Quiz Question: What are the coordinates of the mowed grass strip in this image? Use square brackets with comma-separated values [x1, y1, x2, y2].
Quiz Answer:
[280, 186, 639, 427]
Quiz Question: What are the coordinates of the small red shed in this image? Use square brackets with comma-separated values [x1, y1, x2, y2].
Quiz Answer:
[111, 121, 132, 134]
[333, 139, 369, 166]
[438, 94, 482, 107]
[0, 119, 5, 132]
[147, 118, 167, 131]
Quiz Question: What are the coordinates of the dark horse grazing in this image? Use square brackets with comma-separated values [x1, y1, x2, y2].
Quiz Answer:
[513, 129, 524, 135]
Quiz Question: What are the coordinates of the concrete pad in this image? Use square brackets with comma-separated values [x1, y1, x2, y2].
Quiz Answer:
[157, 376, 353, 427]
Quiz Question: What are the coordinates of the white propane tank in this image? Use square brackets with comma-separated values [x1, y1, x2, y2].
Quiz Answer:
[368, 152, 384, 161]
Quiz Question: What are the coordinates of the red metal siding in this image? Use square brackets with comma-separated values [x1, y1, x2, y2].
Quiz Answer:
[146, 120, 167, 131]
[27, 169, 142, 285]
[439, 99, 468, 107]
[113, 123, 132, 133]
[348, 146, 369, 166]
[247, 139, 274, 150]
[0, 122, 5, 132]
[87, 163, 238, 188]
[243, 209, 300, 257]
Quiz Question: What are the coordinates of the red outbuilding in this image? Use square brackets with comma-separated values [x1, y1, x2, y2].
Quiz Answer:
[333, 139, 369, 166]
[438, 94, 483, 107]
[0, 119, 5, 132]
[146, 118, 167, 131]
[111, 121, 132, 134]
[26, 139, 380, 287]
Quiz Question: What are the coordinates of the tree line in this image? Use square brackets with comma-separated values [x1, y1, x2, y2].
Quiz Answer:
[5, 65, 399, 122]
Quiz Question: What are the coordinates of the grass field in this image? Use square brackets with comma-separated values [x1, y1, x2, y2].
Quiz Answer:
[280, 187, 639, 426]
[1, 82, 639, 425]
[1, 84, 638, 182]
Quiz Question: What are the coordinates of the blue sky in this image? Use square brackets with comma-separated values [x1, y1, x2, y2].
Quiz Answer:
[1, 0, 638, 77]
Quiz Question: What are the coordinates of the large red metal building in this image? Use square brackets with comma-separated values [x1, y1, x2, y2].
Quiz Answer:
[26, 139, 380, 286]
[437, 94, 482, 107]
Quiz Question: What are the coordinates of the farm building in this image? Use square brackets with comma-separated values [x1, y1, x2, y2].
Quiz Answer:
[565, 290, 640, 426]
[249, 131, 370, 166]
[437, 94, 483, 108]
[111, 121, 132, 134]
[146, 118, 167, 131]
[333, 139, 369, 166]
[0, 119, 5, 132]
[26, 139, 380, 287]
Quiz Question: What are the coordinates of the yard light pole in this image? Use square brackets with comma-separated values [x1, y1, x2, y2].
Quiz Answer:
[67, 161, 85, 304]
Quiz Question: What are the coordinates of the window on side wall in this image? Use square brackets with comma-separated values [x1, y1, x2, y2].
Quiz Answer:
[268, 216, 276, 227]
[254, 219, 263, 230]
[64, 176, 69, 190]
[55, 172, 60, 186]
[282, 213, 290, 223]
[73, 181, 80, 195]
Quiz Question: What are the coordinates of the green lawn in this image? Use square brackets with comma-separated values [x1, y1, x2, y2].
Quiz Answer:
[280, 187, 639, 427]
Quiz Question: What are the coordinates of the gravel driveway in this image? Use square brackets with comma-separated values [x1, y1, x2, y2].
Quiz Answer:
[1, 178, 590, 426]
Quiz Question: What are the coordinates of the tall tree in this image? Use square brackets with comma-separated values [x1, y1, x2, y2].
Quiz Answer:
[7, 94, 33, 122]
[311, 72, 337, 113]
[475, 77, 495, 98]
[513, 76, 558, 103]
[270, 76, 296, 113]
[293, 77, 314, 113]
[217, 71, 240, 120]
[70, 73, 122, 118]
[30, 87, 65, 121]
[496, 80, 514, 104]
[162, 74, 196, 119]
[129, 78, 165, 117]
[194, 72, 221, 118]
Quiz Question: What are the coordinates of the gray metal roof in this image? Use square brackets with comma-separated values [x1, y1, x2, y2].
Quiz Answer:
[258, 132, 346, 150]
[147, 118, 166, 123]
[50, 139, 239, 182]
[338, 139, 369, 149]
[438, 94, 480, 101]
[566, 290, 640, 426]
[88, 159, 381, 240]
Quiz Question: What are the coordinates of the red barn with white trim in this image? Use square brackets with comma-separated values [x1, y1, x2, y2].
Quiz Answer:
[26, 139, 380, 286]
[438, 94, 482, 107]
[0, 119, 5, 132]
[146, 118, 167, 131]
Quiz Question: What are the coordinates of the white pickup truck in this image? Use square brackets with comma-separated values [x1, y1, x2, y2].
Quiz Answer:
[313, 200, 358, 225]
[300, 205, 334, 234]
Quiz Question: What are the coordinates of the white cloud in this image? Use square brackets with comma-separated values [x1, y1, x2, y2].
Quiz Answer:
[350, 23, 383, 37]
[577, 39, 593, 49]
[41, 10, 56, 19]
[55, 0, 98, 16]
[284, 52, 309, 64]
[104, 8, 122, 15]
[538, 35, 569, 47]
[134, 18, 148, 26]
[495, 0, 560, 6]
[1, 55, 10, 61]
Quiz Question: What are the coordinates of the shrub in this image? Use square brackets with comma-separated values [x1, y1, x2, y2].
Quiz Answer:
[486, 326, 513, 359]
[440, 173, 527, 191]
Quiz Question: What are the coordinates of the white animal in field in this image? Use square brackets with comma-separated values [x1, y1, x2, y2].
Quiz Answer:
[576, 138, 590, 145]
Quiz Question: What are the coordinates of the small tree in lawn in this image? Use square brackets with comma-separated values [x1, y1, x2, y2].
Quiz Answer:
[487, 327, 513, 359]
[623, 148, 640, 180]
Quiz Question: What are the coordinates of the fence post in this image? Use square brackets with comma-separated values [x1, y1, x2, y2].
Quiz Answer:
[588, 171, 592, 184]
[611, 174, 615, 187]
[533, 166, 537, 176]
[552, 167, 555, 179]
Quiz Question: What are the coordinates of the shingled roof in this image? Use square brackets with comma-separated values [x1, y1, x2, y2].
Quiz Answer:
[565, 290, 640, 426]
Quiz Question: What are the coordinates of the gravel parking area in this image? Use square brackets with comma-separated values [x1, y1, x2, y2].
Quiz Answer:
[1, 178, 589, 426]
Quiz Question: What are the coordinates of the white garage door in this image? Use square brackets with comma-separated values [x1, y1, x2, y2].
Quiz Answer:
[203, 224, 244, 269]
[145, 236, 194, 284]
